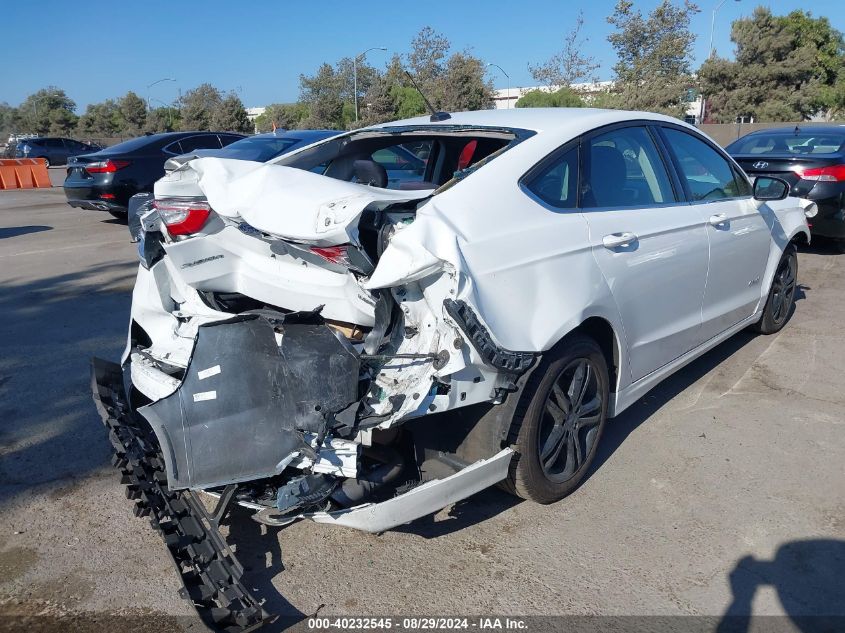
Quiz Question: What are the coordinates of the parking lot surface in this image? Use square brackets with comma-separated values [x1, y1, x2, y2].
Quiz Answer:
[0, 188, 843, 629]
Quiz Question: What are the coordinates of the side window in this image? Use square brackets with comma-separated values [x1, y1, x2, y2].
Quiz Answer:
[218, 134, 242, 148]
[582, 126, 675, 208]
[163, 141, 182, 155]
[178, 135, 222, 152]
[45, 139, 64, 148]
[662, 128, 748, 201]
[525, 146, 578, 208]
[371, 141, 431, 188]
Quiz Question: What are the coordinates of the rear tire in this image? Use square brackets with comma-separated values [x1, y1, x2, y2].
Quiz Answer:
[39, 156, 50, 168]
[752, 244, 798, 334]
[504, 333, 609, 504]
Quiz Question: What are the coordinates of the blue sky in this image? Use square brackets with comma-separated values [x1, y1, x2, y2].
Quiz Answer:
[2, 0, 843, 112]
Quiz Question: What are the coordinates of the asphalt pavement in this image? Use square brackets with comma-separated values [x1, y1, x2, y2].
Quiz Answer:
[0, 188, 843, 631]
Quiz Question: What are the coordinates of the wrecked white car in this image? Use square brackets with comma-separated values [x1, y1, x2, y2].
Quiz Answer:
[92, 108, 811, 629]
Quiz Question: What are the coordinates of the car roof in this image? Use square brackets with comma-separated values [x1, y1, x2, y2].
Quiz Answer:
[740, 126, 845, 137]
[250, 130, 339, 140]
[365, 107, 687, 136]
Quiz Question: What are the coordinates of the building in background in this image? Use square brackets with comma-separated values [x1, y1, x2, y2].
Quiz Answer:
[492, 81, 703, 125]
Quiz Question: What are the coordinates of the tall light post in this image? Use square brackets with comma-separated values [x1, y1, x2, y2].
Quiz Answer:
[709, 0, 741, 57]
[353, 47, 386, 122]
[147, 78, 176, 111]
[150, 98, 175, 130]
[487, 63, 510, 109]
[700, 0, 740, 124]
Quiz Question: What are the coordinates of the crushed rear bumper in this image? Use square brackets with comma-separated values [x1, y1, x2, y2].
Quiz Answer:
[91, 358, 274, 632]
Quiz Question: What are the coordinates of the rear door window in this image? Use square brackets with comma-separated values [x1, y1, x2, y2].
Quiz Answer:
[662, 128, 749, 201]
[178, 135, 222, 152]
[524, 147, 578, 209]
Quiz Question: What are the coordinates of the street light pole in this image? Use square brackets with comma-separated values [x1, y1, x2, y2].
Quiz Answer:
[147, 78, 176, 111]
[353, 47, 387, 122]
[709, 0, 741, 57]
[487, 63, 511, 109]
[700, 0, 740, 124]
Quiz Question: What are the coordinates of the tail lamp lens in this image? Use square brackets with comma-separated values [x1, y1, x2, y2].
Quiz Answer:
[794, 164, 845, 182]
[154, 199, 211, 236]
[85, 159, 130, 173]
[310, 245, 352, 267]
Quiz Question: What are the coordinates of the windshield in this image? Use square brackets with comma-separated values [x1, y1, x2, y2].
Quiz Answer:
[220, 136, 300, 162]
[729, 132, 845, 156]
[274, 125, 532, 192]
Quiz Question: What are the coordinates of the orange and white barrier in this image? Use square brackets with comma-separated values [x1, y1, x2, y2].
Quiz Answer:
[0, 158, 51, 190]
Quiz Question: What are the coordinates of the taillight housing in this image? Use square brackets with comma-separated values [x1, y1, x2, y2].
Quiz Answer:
[154, 199, 212, 236]
[85, 159, 130, 173]
[310, 245, 353, 267]
[794, 164, 845, 182]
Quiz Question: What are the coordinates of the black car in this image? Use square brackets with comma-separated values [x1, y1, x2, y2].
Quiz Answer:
[15, 137, 101, 166]
[177, 129, 340, 162]
[727, 126, 845, 248]
[64, 131, 244, 217]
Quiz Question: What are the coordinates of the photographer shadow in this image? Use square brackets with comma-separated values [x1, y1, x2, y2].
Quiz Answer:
[717, 539, 845, 633]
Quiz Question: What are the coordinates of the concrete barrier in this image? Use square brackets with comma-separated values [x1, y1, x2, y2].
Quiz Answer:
[0, 158, 51, 190]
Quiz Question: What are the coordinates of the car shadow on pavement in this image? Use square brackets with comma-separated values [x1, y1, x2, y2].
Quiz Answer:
[225, 508, 307, 631]
[0, 262, 137, 507]
[587, 328, 761, 485]
[799, 237, 845, 256]
[393, 485, 522, 539]
[0, 225, 52, 239]
[716, 539, 845, 633]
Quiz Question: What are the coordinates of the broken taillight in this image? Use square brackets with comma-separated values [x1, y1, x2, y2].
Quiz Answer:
[154, 199, 212, 236]
[310, 245, 352, 267]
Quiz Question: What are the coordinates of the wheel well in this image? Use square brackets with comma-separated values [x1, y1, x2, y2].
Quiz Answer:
[790, 231, 809, 247]
[572, 317, 619, 393]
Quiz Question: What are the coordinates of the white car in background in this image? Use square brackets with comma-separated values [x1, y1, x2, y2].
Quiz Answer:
[96, 108, 811, 533]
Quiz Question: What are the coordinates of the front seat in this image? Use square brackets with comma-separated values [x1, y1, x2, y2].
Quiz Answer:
[586, 145, 631, 207]
[352, 159, 388, 188]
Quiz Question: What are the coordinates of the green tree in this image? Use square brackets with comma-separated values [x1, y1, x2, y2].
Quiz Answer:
[699, 8, 845, 122]
[18, 87, 77, 135]
[118, 91, 147, 135]
[254, 103, 310, 132]
[529, 11, 600, 88]
[0, 103, 20, 140]
[212, 93, 252, 133]
[516, 87, 585, 108]
[145, 106, 180, 133]
[298, 63, 347, 129]
[440, 52, 494, 112]
[76, 100, 120, 137]
[408, 26, 450, 93]
[179, 83, 223, 131]
[606, 0, 700, 117]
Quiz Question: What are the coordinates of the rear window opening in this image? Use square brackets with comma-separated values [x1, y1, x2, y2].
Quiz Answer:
[274, 126, 533, 192]
[729, 133, 845, 156]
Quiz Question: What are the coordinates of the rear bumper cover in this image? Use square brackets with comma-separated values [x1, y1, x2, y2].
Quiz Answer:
[137, 311, 360, 490]
[809, 197, 845, 239]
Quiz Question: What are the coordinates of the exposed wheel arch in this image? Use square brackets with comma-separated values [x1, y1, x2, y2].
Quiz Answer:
[550, 317, 621, 398]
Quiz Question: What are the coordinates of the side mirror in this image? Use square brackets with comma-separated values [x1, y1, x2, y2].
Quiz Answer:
[753, 176, 790, 201]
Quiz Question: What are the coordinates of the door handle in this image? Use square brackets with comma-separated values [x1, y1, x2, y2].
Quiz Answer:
[602, 232, 637, 249]
[708, 213, 728, 226]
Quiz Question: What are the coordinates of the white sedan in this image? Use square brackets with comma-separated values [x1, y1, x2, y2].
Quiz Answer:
[103, 108, 810, 531]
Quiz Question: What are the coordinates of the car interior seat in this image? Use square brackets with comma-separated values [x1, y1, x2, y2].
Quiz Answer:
[585, 145, 632, 207]
[352, 159, 388, 188]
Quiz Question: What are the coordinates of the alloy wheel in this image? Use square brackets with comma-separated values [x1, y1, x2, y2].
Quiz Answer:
[537, 358, 603, 483]
[770, 252, 797, 325]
